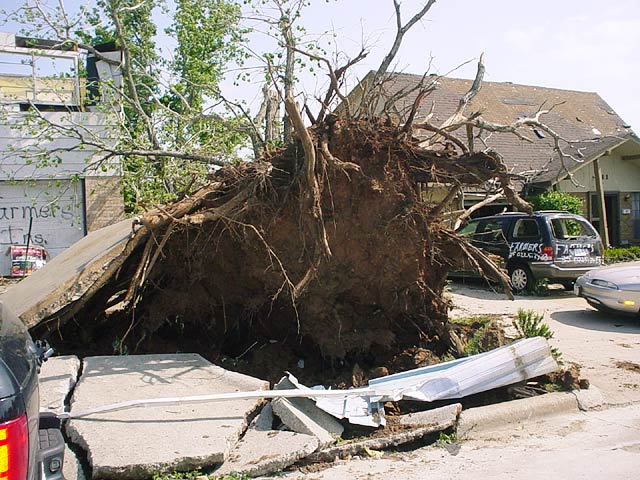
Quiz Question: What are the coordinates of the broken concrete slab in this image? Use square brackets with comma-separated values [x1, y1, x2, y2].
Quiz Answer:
[457, 392, 579, 439]
[215, 402, 318, 477]
[297, 404, 461, 467]
[274, 376, 344, 438]
[573, 386, 604, 411]
[272, 397, 338, 449]
[39, 355, 81, 414]
[0, 219, 132, 328]
[66, 354, 268, 480]
[253, 402, 274, 431]
[398, 403, 462, 427]
[214, 428, 318, 477]
[62, 446, 86, 480]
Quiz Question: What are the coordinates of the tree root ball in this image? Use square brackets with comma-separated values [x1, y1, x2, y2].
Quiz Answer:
[45, 117, 508, 381]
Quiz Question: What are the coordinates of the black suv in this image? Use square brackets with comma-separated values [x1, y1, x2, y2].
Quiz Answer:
[0, 300, 64, 479]
[455, 211, 604, 291]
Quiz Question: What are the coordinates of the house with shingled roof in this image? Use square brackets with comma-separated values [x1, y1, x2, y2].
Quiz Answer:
[347, 72, 640, 247]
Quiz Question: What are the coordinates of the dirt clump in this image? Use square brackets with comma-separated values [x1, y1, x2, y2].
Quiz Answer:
[544, 362, 584, 390]
[615, 360, 640, 374]
[479, 322, 506, 352]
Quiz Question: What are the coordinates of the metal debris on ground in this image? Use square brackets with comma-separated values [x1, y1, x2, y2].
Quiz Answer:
[59, 337, 558, 428]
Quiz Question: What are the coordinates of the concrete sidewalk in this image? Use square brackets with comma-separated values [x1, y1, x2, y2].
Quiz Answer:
[265, 284, 640, 479]
[44, 354, 269, 480]
[270, 402, 640, 479]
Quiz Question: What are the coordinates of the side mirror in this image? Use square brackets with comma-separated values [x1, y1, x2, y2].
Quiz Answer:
[34, 340, 55, 367]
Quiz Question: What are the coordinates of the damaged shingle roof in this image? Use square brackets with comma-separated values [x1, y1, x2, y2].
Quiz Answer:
[359, 72, 636, 185]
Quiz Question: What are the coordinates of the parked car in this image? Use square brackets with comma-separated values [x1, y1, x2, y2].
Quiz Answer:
[454, 211, 604, 291]
[574, 261, 640, 315]
[0, 300, 65, 479]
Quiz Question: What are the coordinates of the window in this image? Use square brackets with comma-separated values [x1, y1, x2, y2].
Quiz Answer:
[512, 218, 541, 241]
[456, 220, 479, 237]
[476, 220, 505, 244]
[550, 217, 596, 239]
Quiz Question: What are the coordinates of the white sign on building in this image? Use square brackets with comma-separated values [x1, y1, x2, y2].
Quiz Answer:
[0, 181, 85, 275]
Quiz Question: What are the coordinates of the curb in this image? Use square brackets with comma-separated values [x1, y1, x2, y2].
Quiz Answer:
[457, 392, 580, 439]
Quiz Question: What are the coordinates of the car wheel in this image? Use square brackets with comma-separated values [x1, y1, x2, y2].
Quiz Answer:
[560, 281, 574, 291]
[509, 265, 533, 292]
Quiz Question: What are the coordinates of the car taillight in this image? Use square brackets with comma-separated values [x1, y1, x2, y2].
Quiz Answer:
[0, 415, 28, 480]
[540, 246, 554, 261]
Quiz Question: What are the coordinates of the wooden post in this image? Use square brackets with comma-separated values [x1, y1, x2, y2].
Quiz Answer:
[593, 158, 610, 247]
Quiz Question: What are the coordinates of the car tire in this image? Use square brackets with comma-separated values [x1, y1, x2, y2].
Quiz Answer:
[509, 264, 534, 292]
[560, 281, 574, 291]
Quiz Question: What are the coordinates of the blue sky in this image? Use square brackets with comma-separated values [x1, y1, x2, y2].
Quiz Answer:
[293, 0, 640, 131]
[3, 0, 639, 130]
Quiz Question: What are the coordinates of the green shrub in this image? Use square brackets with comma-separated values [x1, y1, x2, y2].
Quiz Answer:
[436, 431, 457, 446]
[604, 246, 640, 264]
[518, 278, 551, 297]
[513, 309, 561, 361]
[514, 309, 553, 339]
[464, 323, 491, 356]
[527, 191, 583, 215]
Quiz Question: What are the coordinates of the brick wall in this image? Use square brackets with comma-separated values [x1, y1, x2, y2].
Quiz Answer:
[619, 192, 640, 245]
[84, 176, 125, 232]
[578, 190, 640, 246]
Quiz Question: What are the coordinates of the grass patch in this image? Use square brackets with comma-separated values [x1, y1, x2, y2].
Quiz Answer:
[435, 431, 457, 446]
[152, 470, 251, 480]
[449, 315, 499, 357]
[153, 471, 203, 480]
[465, 323, 491, 356]
[449, 315, 494, 327]
[605, 246, 640, 264]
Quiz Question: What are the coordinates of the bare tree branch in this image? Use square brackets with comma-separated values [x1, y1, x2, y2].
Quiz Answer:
[453, 189, 504, 229]
[434, 53, 485, 134]
[375, 0, 438, 78]
[293, 46, 368, 123]
[284, 94, 331, 258]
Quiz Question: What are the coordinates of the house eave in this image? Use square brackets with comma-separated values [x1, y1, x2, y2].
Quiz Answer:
[545, 134, 639, 187]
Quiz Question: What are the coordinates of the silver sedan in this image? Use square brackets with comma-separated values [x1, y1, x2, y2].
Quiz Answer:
[574, 261, 640, 315]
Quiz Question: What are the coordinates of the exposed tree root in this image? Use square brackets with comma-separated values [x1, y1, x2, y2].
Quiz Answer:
[35, 116, 523, 384]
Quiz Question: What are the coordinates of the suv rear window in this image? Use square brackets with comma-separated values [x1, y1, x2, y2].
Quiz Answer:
[550, 217, 597, 239]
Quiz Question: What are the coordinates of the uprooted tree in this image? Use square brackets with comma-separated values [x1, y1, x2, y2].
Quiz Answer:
[8, 1, 580, 381]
